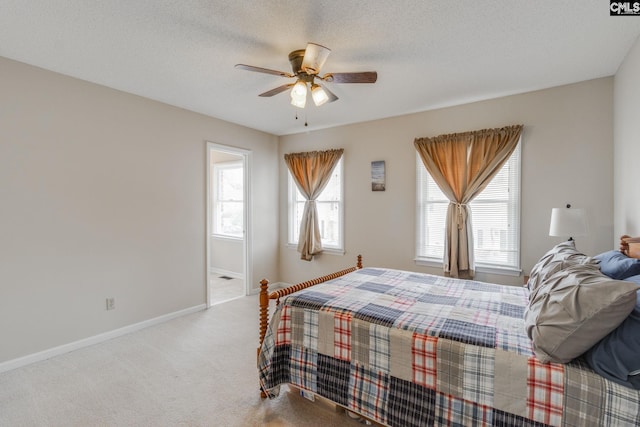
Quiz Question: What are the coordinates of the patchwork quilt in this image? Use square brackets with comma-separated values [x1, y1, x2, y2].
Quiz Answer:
[258, 268, 640, 426]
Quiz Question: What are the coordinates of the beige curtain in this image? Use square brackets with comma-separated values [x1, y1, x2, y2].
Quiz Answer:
[414, 125, 523, 278]
[284, 149, 344, 261]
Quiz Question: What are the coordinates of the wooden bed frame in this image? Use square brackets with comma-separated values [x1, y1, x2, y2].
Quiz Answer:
[258, 255, 363, 362]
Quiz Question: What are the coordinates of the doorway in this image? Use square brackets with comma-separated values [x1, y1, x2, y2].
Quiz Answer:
[206, 142, 251, 306]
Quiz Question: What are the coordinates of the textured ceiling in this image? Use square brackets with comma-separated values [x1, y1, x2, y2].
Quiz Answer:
[1, 1, 639, 136]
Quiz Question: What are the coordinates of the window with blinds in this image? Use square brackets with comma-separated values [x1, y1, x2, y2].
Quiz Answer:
[288, 158, 344, 251]
[416, 142, 521, 272]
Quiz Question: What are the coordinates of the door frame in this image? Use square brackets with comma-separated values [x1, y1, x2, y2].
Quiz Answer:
[206, 141, 252, 308]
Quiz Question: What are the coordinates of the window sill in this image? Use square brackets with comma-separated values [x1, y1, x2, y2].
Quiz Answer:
[211, 234, 243, 242]
[286, 243, 345, 256]
[414, 258, 522, 277]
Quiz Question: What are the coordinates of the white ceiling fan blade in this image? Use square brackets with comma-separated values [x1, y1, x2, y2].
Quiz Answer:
[301, 42, 331, 75]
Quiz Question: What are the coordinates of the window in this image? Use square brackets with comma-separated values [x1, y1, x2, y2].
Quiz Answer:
[288, 158, 344, 251]
[416, 142, 521, 273]
[213, 161, 243, 238]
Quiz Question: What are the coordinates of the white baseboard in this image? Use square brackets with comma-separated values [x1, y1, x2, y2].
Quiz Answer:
[0, 303, 207, 374]
[248, 281, 290, 295]
[268, 282, 290, 290]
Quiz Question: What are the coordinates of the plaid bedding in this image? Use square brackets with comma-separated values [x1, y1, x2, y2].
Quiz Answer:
[258, 268, 640, 426]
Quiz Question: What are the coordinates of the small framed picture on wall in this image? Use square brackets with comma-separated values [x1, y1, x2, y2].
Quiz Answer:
[371, 160, 385, 191]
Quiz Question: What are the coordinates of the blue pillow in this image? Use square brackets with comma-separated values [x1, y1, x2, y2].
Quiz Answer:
[594, 250, 640, 280]
[584, 283, 640, 390]
[627, 275, 640, 286]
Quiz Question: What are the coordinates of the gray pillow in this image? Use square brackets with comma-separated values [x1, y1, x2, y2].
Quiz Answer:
[527, 241, 598, 295]
[524, 263, 639, 363]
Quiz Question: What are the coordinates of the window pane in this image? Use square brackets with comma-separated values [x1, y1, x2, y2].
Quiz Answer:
[474, 167, 509, 201]
[291, 198, 305, 243]
[426, 178, 447, 201]
[213, 162, 243, 237]
[220, 167, 243, 201]
[219, 201, 243, 237]
[317, 201, 340, 246]
[318, 168, 341, 202]
[423, 201, 447, 258]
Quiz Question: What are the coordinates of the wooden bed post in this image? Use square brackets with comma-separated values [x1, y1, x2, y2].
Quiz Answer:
[258, 278, 270, 398]
[258, 278, 269, 360]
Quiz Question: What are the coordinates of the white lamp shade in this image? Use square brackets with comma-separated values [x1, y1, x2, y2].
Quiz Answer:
[311, 84, 329, 106]
[290, 80, 307, 108]
[290, 95, 306, 108]
[549, 207, 588, 238]
[301, 43, 331, 74]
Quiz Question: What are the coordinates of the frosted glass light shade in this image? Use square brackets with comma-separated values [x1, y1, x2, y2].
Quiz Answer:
[290, 95, 306, 108]
[311, 84, 329, 106]
[549, 207, 588, 238]
[290, 80, 307, 108]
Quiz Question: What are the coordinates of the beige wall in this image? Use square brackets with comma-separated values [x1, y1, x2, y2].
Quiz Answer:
[210, 237, 243, 275]
[279, 78, 614, 286]
[0, 57, 279, 364]
[614, 36, 640, 240]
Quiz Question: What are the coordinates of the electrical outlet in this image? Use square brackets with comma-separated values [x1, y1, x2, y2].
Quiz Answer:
[106, 297, 115, 310]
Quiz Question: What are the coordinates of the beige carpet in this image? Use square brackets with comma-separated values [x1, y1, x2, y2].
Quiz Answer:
[0, 295, 367, 426]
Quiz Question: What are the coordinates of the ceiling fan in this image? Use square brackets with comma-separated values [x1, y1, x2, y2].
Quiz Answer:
[235, 42, 377, 108]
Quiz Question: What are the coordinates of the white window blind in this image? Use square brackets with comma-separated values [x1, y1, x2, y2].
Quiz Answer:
[416, 142, 521, 271]
[288, 158, 344, 250]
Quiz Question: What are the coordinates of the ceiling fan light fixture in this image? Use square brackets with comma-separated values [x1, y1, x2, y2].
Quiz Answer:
[290, 80, 307, 108]
[290, 95, 306, 108]
[291, 80, 307, 98]
[301, 43, 331, 74]
[311, 84, 329, 106]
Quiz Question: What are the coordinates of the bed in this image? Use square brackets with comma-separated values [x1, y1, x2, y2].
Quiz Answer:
[257, 237, 640, 426]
